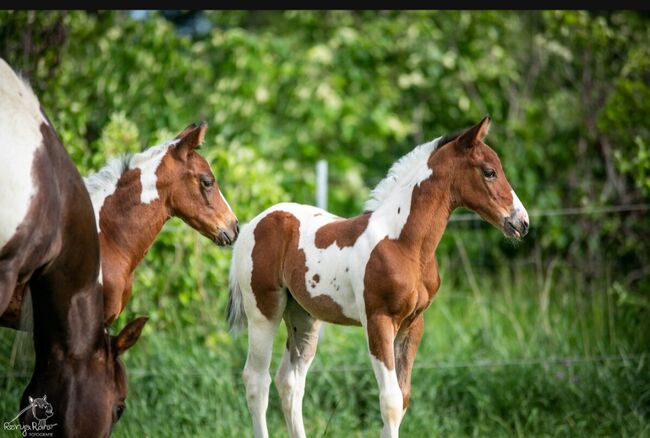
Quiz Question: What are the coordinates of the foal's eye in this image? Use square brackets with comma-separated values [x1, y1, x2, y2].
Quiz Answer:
[483, 168, 497, 179]
[200, 178, 214, 189]
[115, 403, 126, 421]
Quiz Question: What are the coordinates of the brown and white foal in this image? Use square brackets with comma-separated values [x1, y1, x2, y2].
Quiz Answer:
[0, 122, 238, 328]
[228, 116, 529, 438]
[85, 122, 238, 324]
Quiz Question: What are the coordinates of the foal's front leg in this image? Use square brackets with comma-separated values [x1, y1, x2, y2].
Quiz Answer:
[394, 315, 424, 413]
[366, 314, 404, 438]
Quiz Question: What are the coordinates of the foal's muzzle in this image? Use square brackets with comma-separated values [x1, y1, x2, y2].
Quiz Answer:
[214, 219, 239, 246]
[503, 210, 529, 240]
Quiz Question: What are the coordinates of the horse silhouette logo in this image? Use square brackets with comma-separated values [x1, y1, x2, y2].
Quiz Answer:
[3, 394, 57, 435]
[29, 395, 53, 427]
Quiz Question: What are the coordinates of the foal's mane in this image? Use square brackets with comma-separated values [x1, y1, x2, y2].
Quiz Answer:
[363, 129, 463, 212]
[83, 139, 178, 197]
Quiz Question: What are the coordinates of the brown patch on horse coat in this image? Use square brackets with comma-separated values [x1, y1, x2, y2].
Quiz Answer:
[312, 274, 320, 283]
[314, 212, 370, 249]
[250, 211, 359, 325]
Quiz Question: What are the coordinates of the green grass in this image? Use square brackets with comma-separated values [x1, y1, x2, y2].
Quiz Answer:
[1, 260, 649, 437]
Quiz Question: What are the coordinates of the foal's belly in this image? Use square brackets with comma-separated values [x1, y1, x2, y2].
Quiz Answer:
[288, 264, 362, 326]
[282, 209, 363, 325]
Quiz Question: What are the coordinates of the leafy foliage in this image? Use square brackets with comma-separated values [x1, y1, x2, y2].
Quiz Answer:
[0, 7, 647, 330]
[0, 11, 648, 435]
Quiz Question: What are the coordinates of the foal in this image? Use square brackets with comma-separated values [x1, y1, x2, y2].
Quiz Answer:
[228, 116, 529, 437]
[0, 122, 238, 327]
[85, 122, 239, 323]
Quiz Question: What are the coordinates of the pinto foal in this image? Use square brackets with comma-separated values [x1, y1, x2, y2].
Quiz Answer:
[0, 122, 238, 327]
[85, 122, 239, 323]
[228, 116, 529, 438]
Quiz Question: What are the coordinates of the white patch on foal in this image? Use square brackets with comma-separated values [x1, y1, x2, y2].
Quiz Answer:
[84, 138, 181, 234]
[370, 355, 403, 438]
[130, 140, 179, 204]
[0, 58, 48, 249]
[84, 157, 124, 234]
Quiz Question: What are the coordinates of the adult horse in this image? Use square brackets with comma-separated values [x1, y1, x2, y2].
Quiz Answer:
[0, 58, 146, 436]
[0, 121, 238, 327]
[228, 116, 529, 438]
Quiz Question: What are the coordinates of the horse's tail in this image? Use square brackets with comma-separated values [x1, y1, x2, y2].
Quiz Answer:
[227, 244, 247, 334]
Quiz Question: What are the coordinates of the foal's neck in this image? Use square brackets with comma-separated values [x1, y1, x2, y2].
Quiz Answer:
[372, 161, 454, 261]
[100, 170, 170, 272]
[401, 177, 452, 258]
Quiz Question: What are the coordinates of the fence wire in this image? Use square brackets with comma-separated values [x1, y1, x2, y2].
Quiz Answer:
[1, 353, 648, 379]
[449, 203, 650, 222]
[1, 203, 648, 379]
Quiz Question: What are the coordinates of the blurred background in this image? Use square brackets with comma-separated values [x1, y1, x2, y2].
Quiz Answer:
[0, 10, 649, 437]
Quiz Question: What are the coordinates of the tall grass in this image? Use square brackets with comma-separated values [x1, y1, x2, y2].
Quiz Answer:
[1, 259, 648, 437]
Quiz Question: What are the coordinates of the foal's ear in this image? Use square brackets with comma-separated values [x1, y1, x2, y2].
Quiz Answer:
[172, 121, 207, 161]
[457, 115, 491, 149]
[112, 316, 148, 355]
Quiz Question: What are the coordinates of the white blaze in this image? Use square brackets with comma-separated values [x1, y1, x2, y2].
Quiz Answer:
[219, 189, 234, 214]
[511, 189, 528, 223]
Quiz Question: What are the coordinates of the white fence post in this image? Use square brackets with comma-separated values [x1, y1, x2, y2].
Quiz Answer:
[316, 159, 328, 210]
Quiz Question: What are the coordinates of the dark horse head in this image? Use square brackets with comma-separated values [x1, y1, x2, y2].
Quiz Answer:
[0, 58, 146, 437]
[21, 317, 147, 435]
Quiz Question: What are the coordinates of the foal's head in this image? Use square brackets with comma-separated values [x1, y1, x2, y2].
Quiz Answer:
[21, 317, 148, 437]
[443, 116, 529, 239]
[160, 122, 238, 245]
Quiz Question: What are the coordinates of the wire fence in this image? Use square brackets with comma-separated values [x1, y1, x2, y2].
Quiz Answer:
[1, 352, 647, 379]
[448, 203, 650, 222]
[1, 203, 648, 379]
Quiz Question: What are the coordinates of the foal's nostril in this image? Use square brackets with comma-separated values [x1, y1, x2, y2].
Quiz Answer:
[219, 230, 231, 245]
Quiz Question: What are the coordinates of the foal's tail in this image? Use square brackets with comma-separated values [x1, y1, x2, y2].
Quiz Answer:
[227, 249, 247, 334]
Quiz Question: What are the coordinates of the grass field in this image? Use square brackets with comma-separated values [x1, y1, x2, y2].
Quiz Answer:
[1, 258, 649, 437]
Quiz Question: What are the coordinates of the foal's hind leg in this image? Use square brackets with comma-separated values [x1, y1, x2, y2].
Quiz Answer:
[243, 288, 286, 438]
[275, 296, 321, 438]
